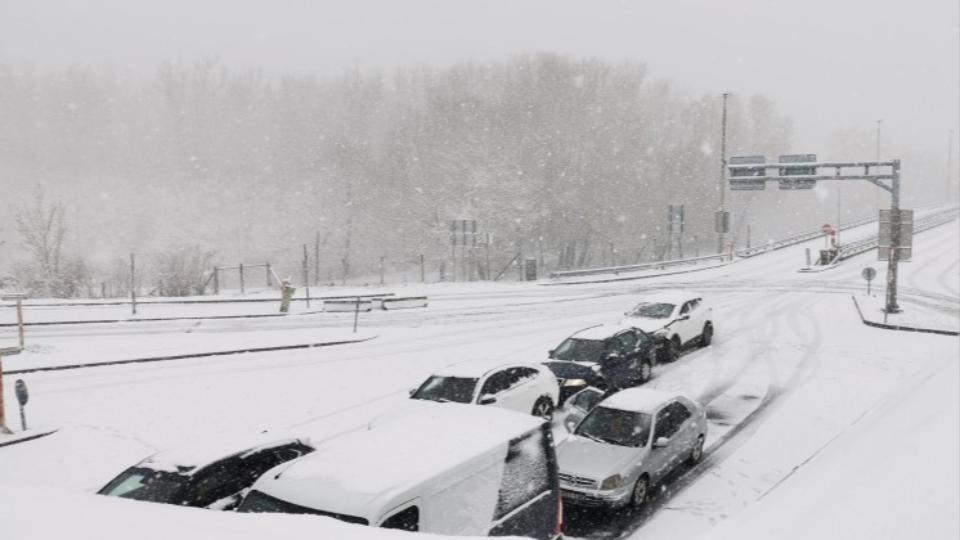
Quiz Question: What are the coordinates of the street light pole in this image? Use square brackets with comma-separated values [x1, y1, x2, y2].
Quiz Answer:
[875, 119, 883, 212]
[884, 159, 902, 313]
[717, 92, 729, 254]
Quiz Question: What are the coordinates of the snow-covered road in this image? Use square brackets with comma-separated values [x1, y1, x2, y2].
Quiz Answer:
[0, 217, 957, 540]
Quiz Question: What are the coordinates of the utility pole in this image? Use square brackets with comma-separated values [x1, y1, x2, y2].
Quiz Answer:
[875, 119, 883, 212]
[717, 92, 730, 254]
[302, 244, 310, 309]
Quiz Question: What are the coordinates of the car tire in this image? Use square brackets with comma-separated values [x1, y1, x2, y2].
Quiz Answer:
[666, 336, 681, 362]
[630, 475, 650, 508]
[687, 435, 705, 465]
[532, 397, 555, 421]
[699, 323, 713, 347]
[638, 360, 652, 384]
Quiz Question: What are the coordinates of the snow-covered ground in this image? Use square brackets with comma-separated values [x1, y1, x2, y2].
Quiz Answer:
[0, 218, 957, 540]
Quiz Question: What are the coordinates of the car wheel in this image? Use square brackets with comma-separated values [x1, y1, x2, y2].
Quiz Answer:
[687, 435, 705, 465]
[666, 336, 681, 362]
[532, 397, 554, 421]
[699, 323, 713, 347]
[630, 475, 650, 508]
[638, 361, 652, 384]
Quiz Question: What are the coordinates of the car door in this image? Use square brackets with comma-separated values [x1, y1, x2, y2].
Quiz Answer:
[647, 405, 676, 483]
[666, 401, 696, 464]
[675, 301, 695, 344]
[502, 367, 541, 412]
[479, 369, 526, 413]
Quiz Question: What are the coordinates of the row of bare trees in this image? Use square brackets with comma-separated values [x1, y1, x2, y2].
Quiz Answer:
[0, 55, 803, 293]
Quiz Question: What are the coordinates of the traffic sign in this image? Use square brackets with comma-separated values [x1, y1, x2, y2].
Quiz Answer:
[778, 154, 817, 190]
[861, 267, 877, 281]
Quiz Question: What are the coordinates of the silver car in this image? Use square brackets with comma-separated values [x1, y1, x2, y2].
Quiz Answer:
[556, 388, 707, 509]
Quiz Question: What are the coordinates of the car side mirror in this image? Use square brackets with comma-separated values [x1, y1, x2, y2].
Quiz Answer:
[548, 349, 555, 359]
[408, 388, 416, 397]
[678, 314, 690, 321]
[564, 415, 582, 433]
[478, 394, 497, 405]
[653, 436, 669, 448]
[605, 352, 621, 362]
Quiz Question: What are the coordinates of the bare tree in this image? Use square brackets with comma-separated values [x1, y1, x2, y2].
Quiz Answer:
[14, 188, 66, 295]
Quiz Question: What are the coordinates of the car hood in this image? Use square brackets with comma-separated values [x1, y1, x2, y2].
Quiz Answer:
[542, 360, 597, 379]
[624, 317, 670, 334]
[557, 435, 641, 482]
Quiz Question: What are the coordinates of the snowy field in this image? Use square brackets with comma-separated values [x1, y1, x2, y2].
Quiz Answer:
[1, 218, 957, 540]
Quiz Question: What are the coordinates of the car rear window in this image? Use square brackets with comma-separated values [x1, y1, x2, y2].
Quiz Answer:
[411, 376, 477, 403]
[238, 490, 369, 525]
[98, 467, 189, 504]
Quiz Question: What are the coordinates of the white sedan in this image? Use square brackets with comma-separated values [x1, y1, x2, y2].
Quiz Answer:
[409, 359, 561, 419]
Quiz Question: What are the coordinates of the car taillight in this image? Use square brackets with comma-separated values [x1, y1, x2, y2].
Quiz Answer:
[555, 495, 563, 537]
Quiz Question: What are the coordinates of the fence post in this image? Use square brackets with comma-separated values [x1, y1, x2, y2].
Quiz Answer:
[379, 256, 385, 285]
[213, 267, 220, 295]
[130, 253, 137, 315]
[314, 231, 321, 286]
[352, 296, 361, 333]
[239, 263, 245, 295]
[420, 254, 425, 283]
[266, 263, 272, 287]
[302, 244, 310, 309]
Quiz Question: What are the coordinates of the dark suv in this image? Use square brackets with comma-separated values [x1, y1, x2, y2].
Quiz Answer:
[543, 324, 658, 403]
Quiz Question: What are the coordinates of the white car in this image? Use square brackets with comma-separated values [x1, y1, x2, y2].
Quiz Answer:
[556, 388, 707, 509]
[409, 359, 561, 419]
[623, 290, 713, 361]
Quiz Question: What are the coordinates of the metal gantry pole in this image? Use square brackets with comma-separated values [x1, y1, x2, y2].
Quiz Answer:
[717, 92, 729, 254]
[884, 159, 902, 313]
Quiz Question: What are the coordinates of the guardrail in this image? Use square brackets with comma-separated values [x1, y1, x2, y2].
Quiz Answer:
[836, 207, 959, 261]
[549, 253, 728, 279]
[736, 214, 877, 258]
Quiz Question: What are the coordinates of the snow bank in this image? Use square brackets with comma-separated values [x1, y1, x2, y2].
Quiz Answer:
[697, 358, 960, 540]
[0, 485, 523, 540]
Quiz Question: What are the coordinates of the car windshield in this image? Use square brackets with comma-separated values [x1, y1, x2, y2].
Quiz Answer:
[552, 338, 605, 362]
[98, 467, 189, 503]
[411, 376, 477, 403]
[239, 490, 369, 525]
[627, 302, 675, 319]
[575, 406, 652, 447]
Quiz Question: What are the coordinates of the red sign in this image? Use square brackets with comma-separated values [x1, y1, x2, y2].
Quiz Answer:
[821, 224, 835, 236]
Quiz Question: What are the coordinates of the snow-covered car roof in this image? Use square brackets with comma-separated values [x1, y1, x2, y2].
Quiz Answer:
[632, 289, 701, 305]
[432, 357, 542, 377]
[252, 404, 543, 518]
[598, 387, 685, 413]
[570, 323, 643, 340]
[140, 430, 311, 474]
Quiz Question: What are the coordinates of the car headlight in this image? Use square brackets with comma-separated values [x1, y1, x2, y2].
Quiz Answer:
[600, 474, 623, 490]
[563, 378, 588, 387]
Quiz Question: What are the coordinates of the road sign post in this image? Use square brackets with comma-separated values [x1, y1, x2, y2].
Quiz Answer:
[862, 266, 877, 296]
[727, 158, 903, 313]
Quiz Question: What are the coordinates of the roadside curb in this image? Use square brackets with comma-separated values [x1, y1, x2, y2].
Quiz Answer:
[6, 336, 378, 375]
[0, 429, 58, 449]
[850, 296, 959, 337]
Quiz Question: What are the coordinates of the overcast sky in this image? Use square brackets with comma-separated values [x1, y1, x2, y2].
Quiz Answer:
[2, 0, 958, 156]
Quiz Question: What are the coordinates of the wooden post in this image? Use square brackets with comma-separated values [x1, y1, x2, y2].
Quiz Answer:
[419, 254, 425, 283]
[0, 354, 8, 434]
[101, 282, 106, 299]
[352, 296, 361, 333]
[302, 244, 310, 309]
[379, 256, 385, 285]
[314, 231, 321, 286]
[239, 263, 245, 295]
[130, 253, 137, 315]
[16, 299, 24, 349]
